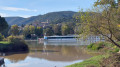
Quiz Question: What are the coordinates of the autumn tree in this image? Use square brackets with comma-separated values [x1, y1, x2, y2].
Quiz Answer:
[77, 0, 120, 48]
[23, 25, 35, 38]
[10, 25, 19, 35]
[61, 24, 70, 35]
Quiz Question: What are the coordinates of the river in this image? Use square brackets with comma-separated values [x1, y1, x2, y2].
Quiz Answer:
[0, 40, 92, 67]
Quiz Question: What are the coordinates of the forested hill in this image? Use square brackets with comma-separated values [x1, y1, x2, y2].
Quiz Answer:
[5, 11, 77, 25]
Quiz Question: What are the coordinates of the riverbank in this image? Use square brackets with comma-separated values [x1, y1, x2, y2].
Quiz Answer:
[66, 54, 110, 67]
[0, 41, 28, 52]
[66, 42, 120, 67]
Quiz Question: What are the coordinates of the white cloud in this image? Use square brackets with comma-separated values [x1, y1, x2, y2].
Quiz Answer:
[0, 13, 33, 18]
[19, 15, 32, 18]
[0, 6, 37, 12]
[0, 13, 8, 17]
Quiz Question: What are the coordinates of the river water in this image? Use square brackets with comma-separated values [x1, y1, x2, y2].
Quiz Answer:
[0, 40, 92, 67]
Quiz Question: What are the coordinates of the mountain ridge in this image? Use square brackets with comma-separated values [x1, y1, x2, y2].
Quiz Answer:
[5, 11, 77, 25]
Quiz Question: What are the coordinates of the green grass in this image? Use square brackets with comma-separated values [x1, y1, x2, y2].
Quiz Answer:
[66, 54, 109, 67]
[0, 41, 11, 44]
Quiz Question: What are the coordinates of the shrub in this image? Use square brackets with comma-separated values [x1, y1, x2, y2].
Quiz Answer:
[97, 42, 105, 47]
[87, 42, 109, 50]
[112, 46, 120, 52]
[87, 43, 94, 49]
[91, 45, 98, 50]
[113, 48, 119, 52]
[0, 42, 29, 52]
[0, 35, 29, 52]
[7, 35, 24, 43]
[87, 42, 120, 53]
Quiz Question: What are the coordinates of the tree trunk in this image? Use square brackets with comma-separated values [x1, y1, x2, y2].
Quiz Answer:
[108, 37, 120, 48]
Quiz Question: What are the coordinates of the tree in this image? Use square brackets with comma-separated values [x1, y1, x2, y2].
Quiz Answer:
[10, 25, 19, 35]
[0, 16, 8, 33]
[0, 33, 4, 41]
[66, 22, 75, 34]
[35, 26, 43, 37]
[43, 28, 53, 36]
[53, 24, 61, 35]
[94, 0, 116, 8]
[23, 25, 35, 38]
[61, 24, 70, 35]
[77, 0, 120, 48]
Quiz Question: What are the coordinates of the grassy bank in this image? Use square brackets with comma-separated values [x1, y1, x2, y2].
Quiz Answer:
[0, 41, 28, 52]
[0, 41, 11, 44]
[66, 54, 109, 67]
[66, 42, 120, 67]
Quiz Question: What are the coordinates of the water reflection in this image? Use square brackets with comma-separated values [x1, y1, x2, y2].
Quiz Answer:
[27, 41, 92, 61]
[1, 41, 92, 67]
[3, 53, 28, 63]
[39, 40, 92, 45]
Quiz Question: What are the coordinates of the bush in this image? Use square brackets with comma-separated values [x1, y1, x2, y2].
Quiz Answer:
[91, 44, 100, 50]
[112, 46, 120, 52]
[7, 35, 24, 43]
[0, 35, 29, 52]
[87, 43, 94, 49]
[0, 42, 29, 52]
[97, 42, 105, 47]
[87, 42, 108, 50]
[113, 48, 119, 52]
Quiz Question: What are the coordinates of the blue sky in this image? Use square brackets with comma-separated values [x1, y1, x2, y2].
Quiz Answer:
[0, 0, 96, 18]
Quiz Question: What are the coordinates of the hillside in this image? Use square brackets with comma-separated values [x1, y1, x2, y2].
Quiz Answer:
[5, 11, 77, 25]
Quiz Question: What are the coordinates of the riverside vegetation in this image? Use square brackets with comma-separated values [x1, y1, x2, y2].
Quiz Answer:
[67, 0, 120, 67]
[0, 35, 28, 52]
[66, 42, 120, 67]
[0, 15, 28, 53]
[0, 0, 120, 66]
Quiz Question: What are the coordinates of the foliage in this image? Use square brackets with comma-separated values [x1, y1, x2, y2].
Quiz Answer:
[112, 45, 120, 52]
[88, 42, 102, 50]
[0, 41, 10, 44]
[77, 0, 120, 48]
[61, 24, 70, 35]
[0, 33, 4, 41]
[2, 26, 10, 37]
[23, 25, 35, 38]
[43, 28, 53, 36]
[113, 48, 119, 52]
[87, 41, 120, 53]
[87, 43, 94, 49]
[52, 22, 75, 35]
[94, 0, 117, 7]
[0, 41, 28, 52]
[52, 24, 61, 35]
[0, 16, 8, 33]
[10, 25, 19, 35]
[0, 35, 28, 52]
[7, 35, 24, 43]
[35, 26, 43, 37]
[87, 42, 112, 50]
[66, 22, 75, 34]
